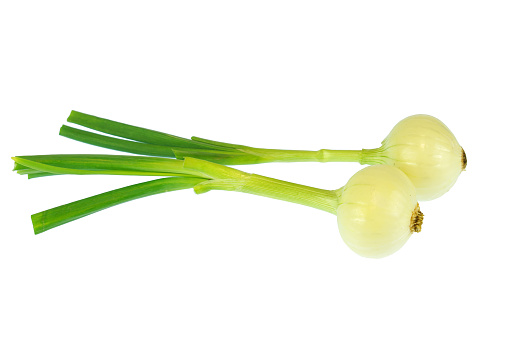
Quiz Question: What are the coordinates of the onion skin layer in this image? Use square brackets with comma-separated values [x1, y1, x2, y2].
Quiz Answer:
[336, 165, 419, 258]
[364, 114, 465, 201]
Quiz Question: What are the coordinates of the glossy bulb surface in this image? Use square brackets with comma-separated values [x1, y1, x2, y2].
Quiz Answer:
[376, 114, 465, 201]
[336, 165, 421, 258]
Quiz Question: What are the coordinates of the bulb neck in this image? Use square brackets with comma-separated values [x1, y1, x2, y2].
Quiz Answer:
[360, 148, 386, 165]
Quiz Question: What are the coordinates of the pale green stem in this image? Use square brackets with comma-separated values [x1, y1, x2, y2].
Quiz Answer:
[247, 147, 385, 164]
[184, 158, 341, 214]
[256, 149, 363, 162]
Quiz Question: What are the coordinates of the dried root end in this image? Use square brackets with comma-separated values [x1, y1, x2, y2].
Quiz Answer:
[461, 147, 467, 171]
[410, 203, 424, 233]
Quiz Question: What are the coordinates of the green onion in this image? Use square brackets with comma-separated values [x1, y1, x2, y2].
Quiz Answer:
[15, 155, 423, 258]
[60, 111, 466, 200]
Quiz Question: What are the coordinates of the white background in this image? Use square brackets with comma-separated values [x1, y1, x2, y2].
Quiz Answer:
[1, 1, 508, 338]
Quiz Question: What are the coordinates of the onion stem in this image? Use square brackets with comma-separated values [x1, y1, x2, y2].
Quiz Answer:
[60, 125, 178, 157]
[183, 157, 340, 214]
[58, 111, 386, 166]
[12, 154, 208, 178]
[193, 174, 340, 214]
[31, 176, 207, 234]
[16, 155, 342, 232]
[65, 110, 231, 151]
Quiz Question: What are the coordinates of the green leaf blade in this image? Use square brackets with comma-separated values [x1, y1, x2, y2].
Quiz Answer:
[67, 110, 232, 151]
[60, 125, 177, 157]
[31, 176, 207, 234]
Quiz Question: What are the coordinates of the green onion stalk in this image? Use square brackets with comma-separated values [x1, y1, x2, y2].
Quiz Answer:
[60, 111, 467, 201]
[13, 154, 423, 258]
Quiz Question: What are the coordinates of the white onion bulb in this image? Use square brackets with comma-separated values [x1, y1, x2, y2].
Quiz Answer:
[363, 114, 466, 201]
[336, 165, 423, 258]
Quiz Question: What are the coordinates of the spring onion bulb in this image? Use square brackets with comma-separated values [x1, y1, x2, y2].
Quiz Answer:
[336, 165, 422, 257]
[13, 154, 422, 258]
[367, 115, 466, 201]
[59, 111, 466, 201]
